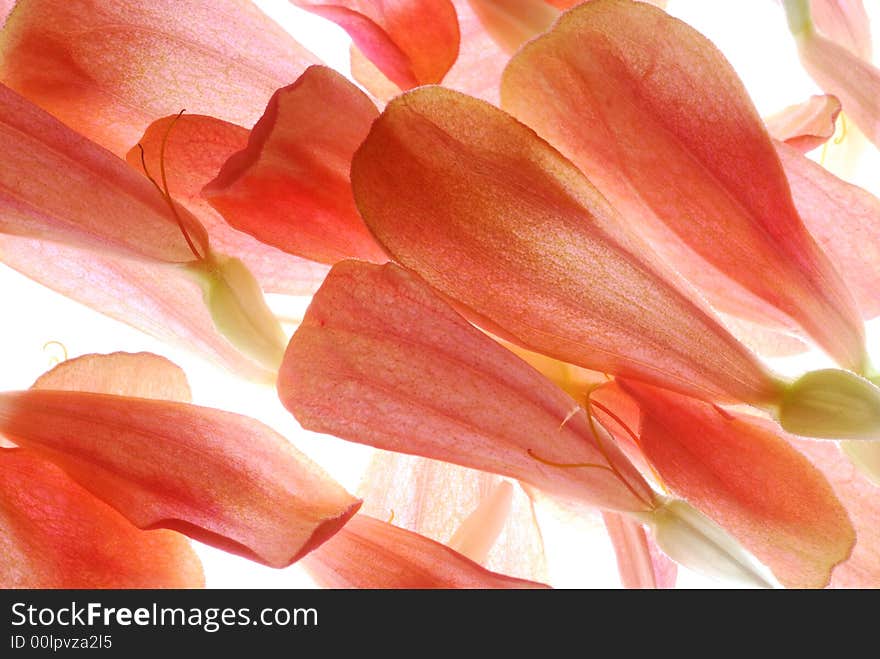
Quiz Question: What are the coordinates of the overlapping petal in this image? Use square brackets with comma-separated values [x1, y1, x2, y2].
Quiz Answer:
[279, 260, 655, 514]
[293, 0, 459, 90]
[602, 511, 676, 589]
[765, 94, 842, 152]
[0, 235, 275, 382]
[127, 113, 329, 295]
[609, 380, 855, 588]
[0, 84, 207, 263]
[0, 387, 361, 568]
[358, 452, 549, 582]
[204, 66, 386, 265]
[350, 86, 782, 404]
[302, 514, 549, 588]
[810, 0, 873, 59]
[501, 0, 866, 372]
[0, 0, 319, 156]
[0, 449, 204, 588]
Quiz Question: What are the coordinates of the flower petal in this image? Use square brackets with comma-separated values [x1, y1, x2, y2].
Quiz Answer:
[810, 0, 873, 60]
[500, 0, 866, 371]
[0, 235, 275, 382]
[790, 12, 880, 148]
[777, 140, 880, 321]
[302, 514, 549, 588]
[358, 452, 549, 583]
[351, 86, 781, 404]
[0, 0, 319, 156]
[764, 94, 842, 152]
[279, 260, 655, 514]
[0, 448, 204, 588]
[602, 511, 676, 589]
[612, 380, 855, 589]
[32, 351, 192, 401]
[0, 389, 361, 567]
[292, 0, 459, 90]
[127, 114, 329, 295]
[788, 438, 880, 587]
[0, 83, 207, 263]
[204, 66, 386, 265]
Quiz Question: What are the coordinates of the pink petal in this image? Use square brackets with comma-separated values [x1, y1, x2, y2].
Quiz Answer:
[303, 514, 549, 588]
[500, 0, 867, 371]
[614, 380, 856, 589]
[789, 438, 880, 587]
[777, 140, 880, 320]
[811, 0, 873, 60]
[292, 0, 459, 90]
[204, 66, 386, 265]
[794, 23, 880, 148]
[358, 452, 549, 583]
[764, 94, 842, 152]
[0, 0, 319, 156]
[0, 389, 360, 567]
[602, 511, 676, 589]
[0, 83, 207, 263]
[351, 86, 782, 404]
[0, 235, 275, 382]
[279, 260, 655, 514]
[32, 351, 192, 401]
[127, 113, 329, 295]
[0, 448, 204, 588]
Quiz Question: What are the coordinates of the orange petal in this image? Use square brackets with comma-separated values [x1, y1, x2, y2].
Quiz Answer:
[0, 448, 204, 588]
[810, 0, 873, 60]
[32, 352, 192, 401]
[792, 19, 880, 148]
[764, 94, 842, 152]
[777, 140, 880, 321]
[0, 83, 207, 263]
[303, 514, 549, 588]
[351, 86, 781, 405]
[127, 114, 329, 295]
[279, 260, 655, 514]
[614, 380, 855, 589]
[0, 235, 275, 382]
[0, 389, 361, 568]
[789, 438, 880, 588]
[293, 0, 459, 90]
[204, 66, 386, 265]
[349, 44, 402, 106]
[602, 511, 676, 589]
[358, 452, 549, 583]
[501, 0, 867, 372]
[0, 0, 319, 157]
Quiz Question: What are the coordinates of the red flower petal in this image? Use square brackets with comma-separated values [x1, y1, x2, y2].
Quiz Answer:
[204, 66, 386, 265]
[0, 235, 275, 382]
[127, 114, 329, 295]
[613, 380, 855, 588]
[0, 449, 204, 588]
[0, 84, 207, 263]
[500, 0, 866, 372]
[292, 0, 459, 90]
[279, 260, 655, 514]
[764, 94, 842, 152]
[351, 86, 781, 404]
[0, 389, 361, 567]
[789, 438, 880, 587]
[32, 351, 192, 401]
[358, 453, 549, 583]
[602, 511, 676, 589]
[302, 514, 549, 588]
[778, 140, 880, 321]
[0, 0, 319, 156]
